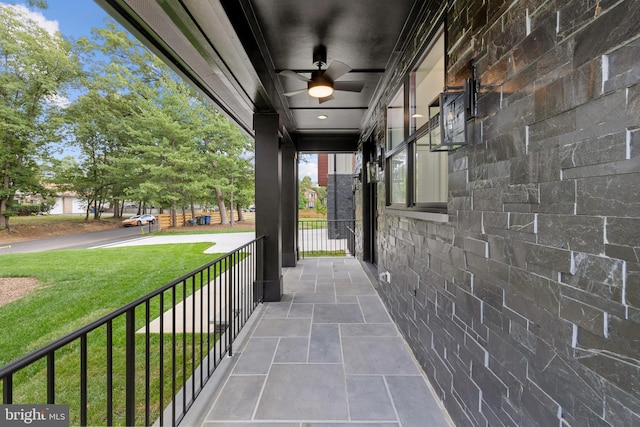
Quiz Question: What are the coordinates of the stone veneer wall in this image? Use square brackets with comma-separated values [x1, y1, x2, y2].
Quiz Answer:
[327, 174, 354, 221]
[365, 0, 640, 425]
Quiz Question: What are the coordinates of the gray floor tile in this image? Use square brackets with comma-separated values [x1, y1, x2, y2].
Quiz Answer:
[204, 423, 299, 427]
[316, 283, 336, 293]
[340, 324, 398, 337]
[335, 282, 377, 296]
[304, 424, 399, 427]
[336, 295, 358, 304]
[317, 274, 337, 284]
[255, 364, 348, 420]
[207, 375, 265, 420]
[309, 323, 342, 363]
[342, 336, 420, 375]
[346, 375, 396, 421]
[313, 303, 364, 323]
[233, 337, 279, 374]
[288, 303, 313, 318]
[386, 375, 451, 427]
[263, 301, 292, 318]
[358, 296, 392, 323]
[288, 282, 317, 293]
[274, 337, 308, 363]
[332, 271, 352, 280]
[253, 318, 311, 337]
[293, 292, 336, 304]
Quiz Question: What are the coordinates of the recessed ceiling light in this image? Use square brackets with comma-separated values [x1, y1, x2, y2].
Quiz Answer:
[317, 114, 328, 120]
[412, 113, 425, 118]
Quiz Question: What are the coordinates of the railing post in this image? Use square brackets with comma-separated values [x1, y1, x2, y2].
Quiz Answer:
[125, 308, 135, 426]
[3, 375, 12, 404]
[228, 254, 234, 357]
[46, 351, 55, 404]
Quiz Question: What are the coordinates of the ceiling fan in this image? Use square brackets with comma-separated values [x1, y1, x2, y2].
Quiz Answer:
[279, 45, 365, 104]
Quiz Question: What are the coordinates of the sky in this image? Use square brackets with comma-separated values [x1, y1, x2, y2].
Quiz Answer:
[3, 0, 319, 183]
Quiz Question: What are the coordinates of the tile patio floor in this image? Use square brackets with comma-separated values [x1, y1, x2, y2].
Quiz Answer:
[180, 258, 453, 427]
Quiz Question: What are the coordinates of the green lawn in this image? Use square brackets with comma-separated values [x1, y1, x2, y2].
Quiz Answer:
[0, 243, 228, 425]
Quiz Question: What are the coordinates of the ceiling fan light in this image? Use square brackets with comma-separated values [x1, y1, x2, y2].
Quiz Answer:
[308, 80, 334, 98]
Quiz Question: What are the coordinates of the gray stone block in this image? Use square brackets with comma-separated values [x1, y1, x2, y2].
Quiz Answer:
[561, 131, 627, 169]
[577, 173, 640, 217]
[538, 214, 604, 252]
[573, 0, 640, 67]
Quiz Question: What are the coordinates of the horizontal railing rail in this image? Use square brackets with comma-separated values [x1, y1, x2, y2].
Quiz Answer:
[298, 219, 357, 259]
[0, 236, 265, 426]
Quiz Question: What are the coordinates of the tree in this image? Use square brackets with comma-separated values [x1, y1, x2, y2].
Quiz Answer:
[0, 4, 81, 229]
[62, 20, 254, 226]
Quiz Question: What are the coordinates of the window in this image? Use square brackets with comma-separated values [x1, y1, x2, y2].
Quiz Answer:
[386, 88, 404, 150]
[385, 27, 447, 212]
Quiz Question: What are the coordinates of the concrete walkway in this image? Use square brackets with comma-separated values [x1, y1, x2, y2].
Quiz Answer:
[95, 232, 256, 254]
[180, 258, 453, 427]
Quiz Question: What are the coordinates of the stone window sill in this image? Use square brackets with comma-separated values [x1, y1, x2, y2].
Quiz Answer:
[383, 208, 449, 223]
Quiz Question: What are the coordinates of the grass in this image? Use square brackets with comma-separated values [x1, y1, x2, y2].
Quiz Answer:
[300, 250, 346, 257]
[0, 243, 230, 426]
[298, 218, 328, 230]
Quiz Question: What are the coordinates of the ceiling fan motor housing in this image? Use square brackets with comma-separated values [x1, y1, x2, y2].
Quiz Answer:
[313, 45, 327, 67]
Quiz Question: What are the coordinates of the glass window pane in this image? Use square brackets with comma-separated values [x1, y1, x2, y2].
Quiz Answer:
[410, 32, 445, 135]
[415, 135, 448, 203]
[386, 88, 404, 150]
[390, 149, 407, 204]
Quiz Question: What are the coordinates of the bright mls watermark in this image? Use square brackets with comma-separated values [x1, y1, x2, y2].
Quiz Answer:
[1, 405, 69, 427]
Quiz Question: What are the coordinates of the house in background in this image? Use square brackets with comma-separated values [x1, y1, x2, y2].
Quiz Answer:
[14, 188, 86, 215]
[48, 191, 86, 215]
[302, 188, 316, 209]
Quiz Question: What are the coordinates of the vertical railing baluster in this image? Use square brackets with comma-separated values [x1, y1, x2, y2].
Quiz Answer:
[213, 260, 219, 368]
[125, 309, 135, 427]
[80, 334, 87, 426]
[182, 279, 187, 415]
[191, 275, 196, 403]
[172, 286, 176, 426]
[106, 321, 113, 427]
[228, 255, 233, 356]
[200, 269, 204, 388]
[145, 299, 151, 427]
[3, 374, 13, 403]
[159, 292, 164, 427]
[46, 351, 55, 404]
[207, 265, 211, 375]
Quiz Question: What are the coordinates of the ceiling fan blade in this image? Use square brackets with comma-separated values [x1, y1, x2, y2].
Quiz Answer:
[323, 60, 351, 82]
[279, 70, 310, 82]
[284, 88, 308, 97]
[318, 94, 335, 104]
[334, 81, 365, 92]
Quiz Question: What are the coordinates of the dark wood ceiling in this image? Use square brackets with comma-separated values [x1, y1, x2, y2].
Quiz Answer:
[96, 0, 429, 150]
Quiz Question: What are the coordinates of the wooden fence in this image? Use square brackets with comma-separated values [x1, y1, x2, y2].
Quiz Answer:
[157, 211, 253, 229]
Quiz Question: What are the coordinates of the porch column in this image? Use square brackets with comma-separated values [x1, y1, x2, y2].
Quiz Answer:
[281, 144, 297, 267]
[254, 113, 282, 302]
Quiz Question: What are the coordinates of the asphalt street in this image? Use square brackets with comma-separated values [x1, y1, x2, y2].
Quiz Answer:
[0, 224, 159, 255]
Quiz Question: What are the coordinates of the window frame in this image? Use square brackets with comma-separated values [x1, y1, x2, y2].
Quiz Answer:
[384, 25, 447, 214]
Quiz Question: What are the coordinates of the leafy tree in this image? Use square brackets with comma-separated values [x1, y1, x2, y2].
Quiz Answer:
[52, 20, 254, 227]
[0, 4, 81, 229]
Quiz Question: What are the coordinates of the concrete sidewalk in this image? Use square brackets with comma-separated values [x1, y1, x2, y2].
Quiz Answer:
[94, 231, 256, 254]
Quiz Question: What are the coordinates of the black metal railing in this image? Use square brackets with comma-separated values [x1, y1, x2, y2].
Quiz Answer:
[298, 219, 356, 259]
[0, 236, 264, 426]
